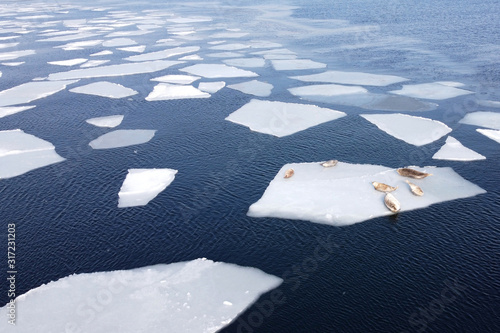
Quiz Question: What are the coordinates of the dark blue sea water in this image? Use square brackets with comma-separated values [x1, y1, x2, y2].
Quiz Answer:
[0, 0, 499, 332]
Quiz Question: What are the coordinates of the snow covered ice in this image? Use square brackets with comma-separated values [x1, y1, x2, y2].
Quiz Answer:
[146, 83, 210, 101]
[477, 129, 500, 144]
[151, 74, 200, 84]
[118, 168, 177, 208]
[89, 130, 156, 149]
[390, 82, 473, 100]
[70, 81, 138, 99]
[248, 162, 486, 226]
[180, 64, 258, 78]
[227, 80, 273, 97]
[289, 83, 368, 97]
[0, 129, 65, 179]
[225, 99, 346, 137]
[198, 81, 226, 93]
[0, 80, 79, 107]
[290, 70, 408, 86]
[0, 106, 35, 119]
[361, 113, 452, 146]
[0, 258, 282, 333]
[86, 115, 124, 128]
[48, 58, 88, 66]
[459, 111, 500, 130]
[432, 136, 485, 161]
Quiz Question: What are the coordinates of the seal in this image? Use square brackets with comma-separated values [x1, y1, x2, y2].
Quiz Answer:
[284, 168, 294, 178]
[372, 181, 398, 192]
[384, 193, 401, 213]
[320, 160, 338, 167]
[397, 167, 432, 179]
[406, 180, 424, 196]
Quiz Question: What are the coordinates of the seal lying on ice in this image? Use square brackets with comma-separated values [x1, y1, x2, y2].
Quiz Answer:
[372, 181, 398, 192]
[406, 180, 424, 196]
[397, 167, 432, 179]
[384, 193, 401, 213]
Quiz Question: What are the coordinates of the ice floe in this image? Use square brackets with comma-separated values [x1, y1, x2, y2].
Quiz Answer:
[361, 114, 452, 146]
[206, 52, 245, 58]
[432, 136, 485, 161]
[48, 58, 88, 66]
[1, 61, 24, 66]
[477, 129, 500, 144]
[86, 115, 124, 128]
[102, 37, 137, 47]
[0, 258, 282, 333]
[80, 60, 110, 68]
[271, 59, 326, 71]
[225, 99, 346, 137]
[458, 111, 500, 130]
[0, 105, 35, 119]
[151, 74, 200, 84]
[223, 58, 266, 68]
[47, 60, 183, 80]
[118, 45, 146, 53]
[179, 54, 203, 61]
[89, 129, 156, 149]
[198, 81, 225, 93]
[118, 168, 178, 207]
[248, 162, 486, 226]
[290, 70, 408, 86]
[390, 82, 473, 100]
[227, 80, 273, 97]
[0, 49, 35, 61]
[124, 46, 199, 61]
[289, 83, 368, 97]
[70, 81, 138, 99]
[90, 50, 113, 57]
[209, 43, 250, 51]
[0, 129, 65, 179]
[146, 83, 210, 101]
[0, 80, 79, 107]
[180, 64, 258, 78]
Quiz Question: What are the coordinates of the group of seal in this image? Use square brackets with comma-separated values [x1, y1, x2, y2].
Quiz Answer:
[283, 159, 339, 179]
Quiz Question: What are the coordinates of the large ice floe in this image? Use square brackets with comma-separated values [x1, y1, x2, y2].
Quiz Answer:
[432, 136, 485, 161]
[118, 168, 178, 207]
[0, 129, 65, 179]
[180, 64, 258, 78]
[458, 111, 500, 130]
[271, 59, 326, 71]
[290, 70, 409, 86]
[361, 114, 452, 146]
[227, 80, 273, 97]
[0, 258, 282, 333]
[248, 162, 486, 226]
[89, 130, 156, 149]
[0, 80, 79, 106]
[477, 129, 500, 144]
[389, 82, 473, 100]
[0, 105, 35, 119]
[69, 81, 138, 98]
[151, 74, 200, 84]
[225, 99, 346, 137]
[146, 83, 210, 101]
[86, 115, 124, 128]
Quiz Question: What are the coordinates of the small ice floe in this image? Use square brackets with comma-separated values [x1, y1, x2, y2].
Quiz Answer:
[210, 32, 249, 38]
[477, 99, 500, 108]
[0, 42, 19, 50]
[118, 168, 178, 207]
[0, 129, 65, 179]
[48, 58, 88, 66]
[389, 82, 473, 100]
[37, 33, 100, 43]
[151, 74, 200, 84]
[55, 39, 103, 50]
[0, 105, 35, 119]
[102, 38, 137, 47]
[90, 50, 113, 57]
[70, 81, 138, 99]
[209, 43, 250, 51]
[118, 45, 146, 53]
[146, 83, 210, 101]
[271, 59, 326, 71]
[47, 60, 183, 80]
[80, 60, 110, 68]
[432, 136, 485, 161]
[477, 129, 500, 144]
[225, 99, 346, 137]
[248, 162, 486, 226]
[1, 62, 24, 66]
[198, 81, 225, 93]
[89, 129, 156, 149]
[459, 111, 500, 130]
[0, 80, 79, 107]
[223, 57, 266, 68]
[0, 49, 35, 61]
[86, 115, 124, 128]
[167, 16, 213, 23]
[106, 30, 152, 37]
[289, 83, 368, 97]
[0, 258, 282, 333]
[180, 64, 258, 78]
[124, 46, 199, 61]
[227, 80, 273, 97]
[179, 54, 203, 61]
[290, 70, 409, 86]
[361, 113, 452, 146]
[248, 40, 282, 49]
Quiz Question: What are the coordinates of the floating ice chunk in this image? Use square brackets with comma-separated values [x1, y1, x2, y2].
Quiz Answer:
[55, 39, 103, 50]
[0, 258, 282, 333]
[118, 168, 178, 207]
[106, 30, 152, 37]
[102, 38, 137, 47]
[124, 46, 199, 61]
[37, 33, 100, 42]
[289, 83, 368, 97]
[86, 115, 124, 128]
[477, 99, 500, 108]
[263, 53, 297, 60]
[361, 113, 452, 146]
[208, 40, 226, 45]
[0, 42, 18, 49]
[179, 54, 203, 61]
[227, 80, 273, 97]
[151, 74, 200, 84]
[223, 58, 265, 68]
[390, 82, 473, 100]
[47, 60, 183, 80]
[70, 81, 138, 99]
[209, 43, 250, 51]
[0, 49, 35, 61]
[80, 60, 110, 68]
[0, 80, 78, 107]
[48, 58, 87, 66]
[225, 99, 346, 137]
[432, 136, 485, 161]
[290, 70, 408, 86]
[435, 81, 465, 87]
[180, 64, 258, 78]
[477, 129, 500, 144]
[118, 45, 146, 53]
[248, 40, 282, 48]
[458, 111, 500, 130]
[248, 162, 486, 226]
[211, 32, 249, 38]
[271, 59, 326, 71]
[198, 81, 225, 93]
[1, 62, 24, 66]
[146, 83, 210, 101]
[89, 129, 156, 149]
[0, 129, 65, 179]
[206, 52, 245, 58]
[0, 105, 35, 119]
[168, 16, 212, 23]
[90, 50, 113, 57]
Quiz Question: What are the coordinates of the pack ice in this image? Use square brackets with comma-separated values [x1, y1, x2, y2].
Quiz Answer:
[118, 168, 178, 207]
[432, 136, 485, 161]
[86, 115, 124, 128]
[89, 130, 156, 149]
[0, 129, 65, 179]
[0, 258, 282, 333]
[248, 162, 486, 226]
[70, 81, 138, 99]
[459, 111, 500, 130]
